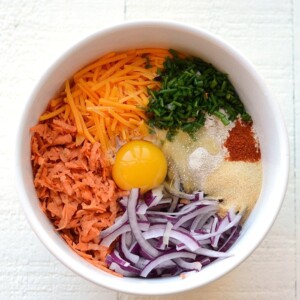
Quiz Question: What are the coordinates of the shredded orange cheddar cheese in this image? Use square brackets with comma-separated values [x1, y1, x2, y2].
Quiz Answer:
[39, 49, 170, 155]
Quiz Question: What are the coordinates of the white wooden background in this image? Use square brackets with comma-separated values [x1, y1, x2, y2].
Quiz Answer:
[1, 1, 299, 299]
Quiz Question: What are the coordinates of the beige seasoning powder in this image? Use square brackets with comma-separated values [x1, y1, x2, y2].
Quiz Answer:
[203, 160, 262, 221]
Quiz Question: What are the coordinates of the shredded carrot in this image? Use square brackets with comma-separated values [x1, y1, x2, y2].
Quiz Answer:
[31, 115, 128, 275]
[39, 49, 171, 154]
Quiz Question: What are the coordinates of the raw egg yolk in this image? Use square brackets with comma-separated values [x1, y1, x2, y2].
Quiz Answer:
[112, 140, 167, 193]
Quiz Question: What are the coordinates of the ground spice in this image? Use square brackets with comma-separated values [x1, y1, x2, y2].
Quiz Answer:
[224, 119, 261, 162]
[203, 160, 262, 222]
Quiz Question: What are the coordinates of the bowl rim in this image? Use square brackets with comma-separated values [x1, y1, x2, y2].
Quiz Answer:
[15, 19, 289, 295]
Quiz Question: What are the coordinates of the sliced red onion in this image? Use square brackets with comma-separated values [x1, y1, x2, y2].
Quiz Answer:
[100, 222, 149, 247]
[120, 233, 139, 264]
[125, 231, 133, 246]
[156, 238, 167, 250]
[190, 212, 215, 232]
[103, 186, 243, 278]
[127, 188, 160, 258]
[173, 207, 216, 230]
[100, 224, 132, 248]
[219, 225, 241, 252]
[228, 207, 236, 222]
[180, 219, 195, 230]
[135, 257, 149, 269]
[129, 241, 139, 254]
[194, 247, 232, 258]
[139, 247, 155, 260]
[119, 196, 128, 208]
[136, 257, 177, 270]
[100, 211, 128, 238]
[140, 251, 196, 277]
[210, 216, 219, 243]
[190, 214, 207, 232]
[163, 221, 173, 246]
[121, 264, 142, 274]
[174, 258, 202, 271]
[146, 209, 196, 216]
[211, 215, 230, 248]
[144, 185, 164, 207]
[108, 249, 130, 267]
[147, 214, 178, 222]
[148, 202, 173, 212]
[202, 216, 214, 230]
[199, 257, 211, 266]
[137, 214, 148, 222]
[193, 191, 204, 201]
[147, 216, 169, 224]
[148, 223, 183, 231]
[147, 198, 173, 209]
[192, 213, 242, 241]
[109, 262, 141, 276]
[136, 202, 149, 215]
[169, 237, 180, 247]
[158, 259, 178, 268]
[143, 228, 200, 252]
[109, 262, 137, 277]
[168, 196, 179, 213]
[198, 239, 211, 245]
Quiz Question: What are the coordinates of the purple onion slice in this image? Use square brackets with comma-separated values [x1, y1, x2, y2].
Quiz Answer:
[173, 206, 217, 230]
[109, 262, 137, 277]
[163, 221, 173, 246]
[120, 233, 139, 264]
[174, 258, 202, 271]
[100, 222, 149, 247]
[140, 251, 196, 277]
[143, 228, 200, 252]
[127, 188, 160, 258]
[101, 186, 243, 278]
[144, 185, 164, 207]
[100, 211, 128, 238]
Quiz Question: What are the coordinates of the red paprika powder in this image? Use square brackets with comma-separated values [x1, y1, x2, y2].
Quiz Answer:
[224, 120, 261, 162]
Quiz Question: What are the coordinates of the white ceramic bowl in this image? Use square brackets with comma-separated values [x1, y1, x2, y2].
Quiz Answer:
[15, 20, 289, 295]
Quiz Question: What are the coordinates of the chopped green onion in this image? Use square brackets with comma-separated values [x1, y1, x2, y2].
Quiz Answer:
[147, 49, 251, 140]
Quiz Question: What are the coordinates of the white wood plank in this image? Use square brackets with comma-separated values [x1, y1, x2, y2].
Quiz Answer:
[294, 0, 300, 299]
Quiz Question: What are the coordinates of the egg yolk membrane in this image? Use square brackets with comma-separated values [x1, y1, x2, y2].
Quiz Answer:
[112, 141, 167, 193]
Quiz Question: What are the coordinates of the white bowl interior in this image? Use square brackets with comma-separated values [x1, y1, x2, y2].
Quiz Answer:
[16, 21, 289, 295]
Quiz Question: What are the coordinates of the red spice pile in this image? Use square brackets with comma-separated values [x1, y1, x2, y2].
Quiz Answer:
[224, 120, 261, 162]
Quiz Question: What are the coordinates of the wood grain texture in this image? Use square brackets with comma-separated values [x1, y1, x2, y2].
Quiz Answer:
[294, 0, 300, 298]
[0, 0, 297, 299]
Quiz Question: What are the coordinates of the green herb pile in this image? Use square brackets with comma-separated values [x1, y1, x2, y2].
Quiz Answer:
[147, 49, 251, 140]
